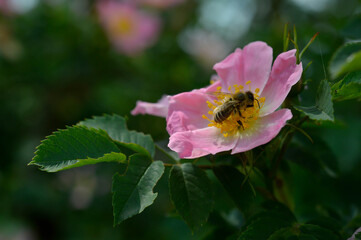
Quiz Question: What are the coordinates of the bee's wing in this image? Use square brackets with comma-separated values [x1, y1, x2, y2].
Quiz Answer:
[205, 91, 233, 98]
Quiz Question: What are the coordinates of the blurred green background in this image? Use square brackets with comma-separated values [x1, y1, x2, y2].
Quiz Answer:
[1, 0, 360, 239]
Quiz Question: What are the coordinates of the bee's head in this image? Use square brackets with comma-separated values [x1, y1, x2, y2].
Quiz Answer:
[246, 91, 254, 101]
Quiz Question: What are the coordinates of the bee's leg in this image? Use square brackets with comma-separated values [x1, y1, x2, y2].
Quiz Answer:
[237, 120, 245, 130]
[237, 109, 245, 118]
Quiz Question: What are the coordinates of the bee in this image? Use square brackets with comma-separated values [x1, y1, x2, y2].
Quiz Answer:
[212, 91, 260, 128]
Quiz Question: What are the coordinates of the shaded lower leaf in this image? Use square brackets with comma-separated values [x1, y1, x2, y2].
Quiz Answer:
[251, 201, 297, 224]
[112, 154, 164, 224]
[306, 216, 342, 237]
[294, 80, 334, 121]
[299, 224, 339, 240]
[169, 163, 214, 231]
[238, 216, 291, 240]
[287, 135, 339, 177]
[79, 114, 155, 158]
[268, 226, 299, 240]
[30, 126, 124, 172]
[213, 166, 254, 214]
[332, 71, 361, 101]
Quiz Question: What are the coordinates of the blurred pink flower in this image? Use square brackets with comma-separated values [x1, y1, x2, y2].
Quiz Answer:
[137, 0, 185, 8]
[0, 0, 12, 14]
[97, 1, 161, 56]
[132, 42, 303, 158]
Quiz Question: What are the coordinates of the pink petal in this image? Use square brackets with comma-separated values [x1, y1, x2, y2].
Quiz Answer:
[231, 109, 292, 154]
[131, 95, 170, 117]
[259, 50, 303, 116]
[166, 90, 214, 135]
[242, 41, 273, 92]
[213, 48, 243, 90]
[213, 41, 273, 92]
[168, 127, 239, 159]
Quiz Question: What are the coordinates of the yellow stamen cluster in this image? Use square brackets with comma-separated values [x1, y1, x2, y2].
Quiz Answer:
[202, 82, 265, 137]
[112, 17, 133, 35]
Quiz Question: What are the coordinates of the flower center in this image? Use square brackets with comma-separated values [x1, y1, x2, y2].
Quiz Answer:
[202, 81, 265, 137]
[112, 17, 134, 35]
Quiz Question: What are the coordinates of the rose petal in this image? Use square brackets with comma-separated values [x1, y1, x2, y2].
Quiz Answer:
[131, 95, 170, 117]
[231, 109, 292, 154]
[167, 90, 214, 134]
[242, 41, 273, 92]
[213, 41, 273, 92]
[259, 50, 303, 116]
[213, 48, 243, 90]
[168, 127, 239, 159]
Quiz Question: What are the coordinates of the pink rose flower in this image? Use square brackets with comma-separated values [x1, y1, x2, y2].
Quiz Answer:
[132, 41, 303, 158]
[97, 1, 161, 56]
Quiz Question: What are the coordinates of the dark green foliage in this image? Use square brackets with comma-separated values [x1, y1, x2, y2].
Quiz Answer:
[112, 154, 164, 224]
[329, 41, 361, 79]
[331, 71, 361, 101]
[79, 114, 155, 158]
[286, 135, 339, 177]
[295, 80, 334, 121]
[213, 166, 254, 215]
[169, 163, 214, 231]
[29, 126, 125, 172]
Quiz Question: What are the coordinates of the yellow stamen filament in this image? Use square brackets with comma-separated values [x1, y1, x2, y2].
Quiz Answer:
[203, 82, 266, 137]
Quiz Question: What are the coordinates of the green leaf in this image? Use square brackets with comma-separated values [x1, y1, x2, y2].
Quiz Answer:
[169, 163, 214, 231]
[30, 126, 125, 172]
[287, 136, 339, 177]
[213, 166, 254, 214]
[294, 80, 334, 121]
[299, 224, 339, 240]
[79, 114, 155, 158]
[331, 71, 361, 101]
[238, 217, 292, 240]
[329, 41, 361, 78]
[306, 217, 342, 238]
[238, 202, 296, 240]
[268, 227, 299, 240]
[112, 154, 164, 224]
[249, 201, 297, 225]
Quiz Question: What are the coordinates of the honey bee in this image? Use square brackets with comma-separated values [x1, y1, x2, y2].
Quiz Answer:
[212, 91, 260, 128]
